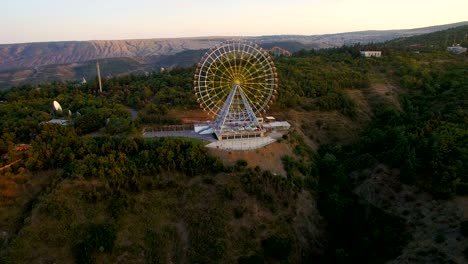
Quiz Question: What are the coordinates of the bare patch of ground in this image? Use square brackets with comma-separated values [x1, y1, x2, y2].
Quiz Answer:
[175, 221, 189, 263]
[287, 82, 404, 147]
[286, 109, 363, 146]
[168, 109, 211, 124]
[208, 141, 293, 176]
[54, 66, 75, 79]
[455, 196, 468, 220]
[344, 89, 373, 120]
[368, 83, 402, 110]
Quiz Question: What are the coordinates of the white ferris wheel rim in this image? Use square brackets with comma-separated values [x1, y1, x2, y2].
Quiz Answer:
[194, 40, 278, 116]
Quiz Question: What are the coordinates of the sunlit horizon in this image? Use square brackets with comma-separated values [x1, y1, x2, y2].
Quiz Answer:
[2, 0, 468, 44]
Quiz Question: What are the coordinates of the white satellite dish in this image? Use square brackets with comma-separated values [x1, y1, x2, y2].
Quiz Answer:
[53, 100, 63, 113]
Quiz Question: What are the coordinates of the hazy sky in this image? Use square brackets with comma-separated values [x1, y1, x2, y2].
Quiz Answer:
[2, 0, 467, 44]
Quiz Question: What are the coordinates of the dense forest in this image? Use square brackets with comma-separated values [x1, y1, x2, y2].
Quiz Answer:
[0, 26, 467, 263]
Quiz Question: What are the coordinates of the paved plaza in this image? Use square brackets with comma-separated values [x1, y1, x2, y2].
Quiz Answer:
[206, 136, 276, 150]
[143, 130, 281, 150]
[143, 130, 216, 142]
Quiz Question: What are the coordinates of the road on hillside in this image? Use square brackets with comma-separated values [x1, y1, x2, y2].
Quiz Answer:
[143, 130, 216, 142]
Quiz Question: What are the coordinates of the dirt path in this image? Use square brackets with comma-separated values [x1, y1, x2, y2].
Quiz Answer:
[175, 221, 189, 264]
[0, 159, 22, 172]
[168, 109, 210, 124]
[125, 106, 138, 120]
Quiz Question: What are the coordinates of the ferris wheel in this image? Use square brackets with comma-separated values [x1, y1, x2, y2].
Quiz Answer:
[194, 40, 278, 117]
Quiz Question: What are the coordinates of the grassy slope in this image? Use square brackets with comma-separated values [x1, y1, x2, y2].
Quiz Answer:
[2, 168, 323, 263]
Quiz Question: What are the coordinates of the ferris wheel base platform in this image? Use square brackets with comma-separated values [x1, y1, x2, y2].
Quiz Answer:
[206, 136, 276, 151]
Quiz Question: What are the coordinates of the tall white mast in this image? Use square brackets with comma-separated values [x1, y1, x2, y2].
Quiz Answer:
[96, 60, 102, 93]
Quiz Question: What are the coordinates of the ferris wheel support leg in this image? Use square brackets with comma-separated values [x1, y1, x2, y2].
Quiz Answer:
[238, 86, 261, 128]
[214, 85, 238, 131]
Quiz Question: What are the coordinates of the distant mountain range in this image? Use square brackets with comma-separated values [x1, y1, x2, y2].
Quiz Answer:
[0, 21, 467, 89]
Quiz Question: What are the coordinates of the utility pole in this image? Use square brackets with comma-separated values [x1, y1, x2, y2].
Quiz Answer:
[96, 60, 103, 93]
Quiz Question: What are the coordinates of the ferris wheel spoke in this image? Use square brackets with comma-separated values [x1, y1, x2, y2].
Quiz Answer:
[242, 83, 272, 102]
[208, 81, 236, 87]
[239, 85, 266, 110]
[242, 82, 268, 87]
[221, 45, 238, 78]
[231, 43, 239, 76]
[242, 85, 267, 99]
[240, 64, 263, 82]
[240, 52, 265, 75]
[241, 63, 270, 83]
[220, 60, 238, 81]
[244, 53, 267, 73]
[243, 71, 268, 84]
[241, 75, 266, 82]
[205, 69, 235, 84]
[203, 100, 216, 111]
[240, 88, 261, 104]
[227, 45, 236, 77]
[236, 42, 248, 76]
[203, 84, 231, 98]
[206, 60, 234, 82]
[213, 85, 229, 101]
[239, 91, 256, 112]
[218, 59, 237, 80]
[237, 45, 251, 76]
[202, 49, 226, 72]
[243, 71, 266, 83]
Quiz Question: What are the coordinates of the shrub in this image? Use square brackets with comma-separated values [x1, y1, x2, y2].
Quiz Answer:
[108, 191, 131, 219]
[202, 177, 215, 185]
[463, 246, 468, 260]
[144, 227, 178, 264]
[461, 221, 468, 237]
[456, 183, 468, 195]
[223, 187, 234, 200]
[238, 254, 264, 264]
[233, 206, 246, 219]
[434, 233, 445, 244]
[261, 235, 292, 260]
[233, 159, 248, 172]
[74, 223, 116, 264]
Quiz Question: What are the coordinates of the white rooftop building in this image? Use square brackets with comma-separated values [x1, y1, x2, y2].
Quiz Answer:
[447, 44, 467, 54]
[360, 51, 382, 57]
[41, 119, 70, 126]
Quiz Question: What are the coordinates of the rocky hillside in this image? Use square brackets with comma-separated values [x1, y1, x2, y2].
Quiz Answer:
[0, 38, 224, 71]
[1, 21, 466, 72]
